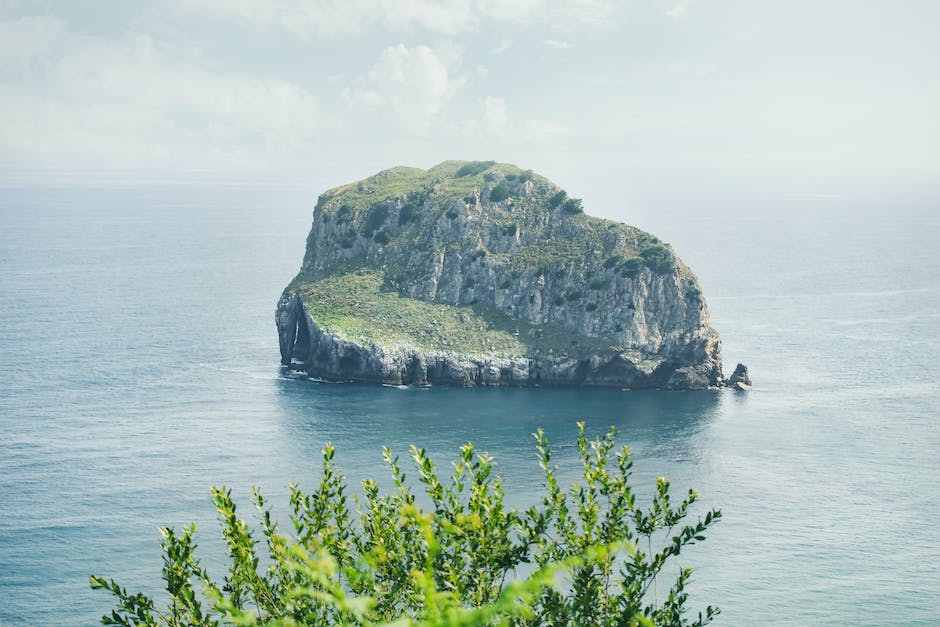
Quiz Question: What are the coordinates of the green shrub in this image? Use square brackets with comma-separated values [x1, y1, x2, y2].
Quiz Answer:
[463, 195, 476, 205]
[620, 257, 644, 277]
[455, 160, 496, 177]
[604, 254, 624, 269]
[586, 303, 598, 312]
[563, 197, 583, 214]
[489, 182, 511, 203]
[553, 295, 565, 306]
[398, 202, 419, 225]
[640, 244, 673, 274]
[363, 204, 390, 237]
[446, 208, 459, 220]
[92, 425, 720, 626]
[566, 290, 582, 301]
[548, 190, 567, 209]
[589, 278, 609, 290]
[373, 229, 390, 245]
[499, 279, 513, 289]
[411, 190, 428, 205]
[336, 203, 354, 223]
[519, 170, 534, 183]
[502, 222, 518, 237]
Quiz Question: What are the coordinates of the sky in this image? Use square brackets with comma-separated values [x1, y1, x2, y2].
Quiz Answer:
[1, 0, 938, 214]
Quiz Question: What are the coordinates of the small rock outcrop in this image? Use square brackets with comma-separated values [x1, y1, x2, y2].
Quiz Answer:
[276, 161, 744, 390]
[726, 363, 752, 391]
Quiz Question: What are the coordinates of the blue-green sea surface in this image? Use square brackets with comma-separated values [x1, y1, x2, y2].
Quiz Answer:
[1, 182, 938, 625]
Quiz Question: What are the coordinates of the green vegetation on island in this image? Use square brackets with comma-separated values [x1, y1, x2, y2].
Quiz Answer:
[278, 160, 724, 389]
[92, 424, 721, 626]
[296, 269, 621, 359]
[311, 161, 660, 266]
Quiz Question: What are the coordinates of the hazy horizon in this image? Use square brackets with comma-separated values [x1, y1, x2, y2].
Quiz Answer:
[2, 0, 938, 219]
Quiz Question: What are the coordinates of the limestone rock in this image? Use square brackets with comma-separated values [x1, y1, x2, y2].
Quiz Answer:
[276, 161, 739, 390]
[726, 363, 752, 390]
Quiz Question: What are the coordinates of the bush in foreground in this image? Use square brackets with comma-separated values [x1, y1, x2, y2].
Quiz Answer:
[91, 424, 720, 626]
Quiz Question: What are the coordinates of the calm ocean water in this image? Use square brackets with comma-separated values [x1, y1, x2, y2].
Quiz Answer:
[1, 182, 938, 625]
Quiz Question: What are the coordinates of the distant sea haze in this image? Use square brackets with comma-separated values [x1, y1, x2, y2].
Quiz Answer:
[0, 184, 938, 624]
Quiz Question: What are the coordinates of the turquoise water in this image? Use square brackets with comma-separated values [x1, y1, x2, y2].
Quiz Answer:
[1, 183, 938, 625]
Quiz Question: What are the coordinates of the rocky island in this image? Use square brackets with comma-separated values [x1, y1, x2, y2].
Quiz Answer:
[277, 160, 746, 389]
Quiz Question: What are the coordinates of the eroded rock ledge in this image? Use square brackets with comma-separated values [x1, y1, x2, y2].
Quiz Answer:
[277, 293, 726, 389]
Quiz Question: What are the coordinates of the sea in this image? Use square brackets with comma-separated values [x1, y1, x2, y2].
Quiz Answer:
[1, 179, 938, 625]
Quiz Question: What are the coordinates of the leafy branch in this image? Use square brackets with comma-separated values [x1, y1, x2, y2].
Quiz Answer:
[92, 424, 720, 626]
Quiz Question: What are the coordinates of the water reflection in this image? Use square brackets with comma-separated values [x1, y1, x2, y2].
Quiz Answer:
[272, 378, 726, 506]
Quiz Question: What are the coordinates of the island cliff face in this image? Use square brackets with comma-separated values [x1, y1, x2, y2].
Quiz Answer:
[277, 161, 729, 389]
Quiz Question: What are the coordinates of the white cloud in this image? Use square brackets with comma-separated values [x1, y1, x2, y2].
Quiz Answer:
[459, 96, 567, 143]
[379, 0, 477, 34]
[6, 0, 924, 183]
[522, 120, 570, 142]
[480, 96, 509, 135]
[170, 0, 363, 37]
[0, 15, 67, 70]
[457, 95, 508, 137]
[476, 0, 544, 22]
[545, 39, 572, 49]
[491, 37, 514, 55]
[666, 3, 689, 19]
[0, 18, 331, 168]
[170, 0, 479, 37]
[168, 0, 616, 37]
[343, 44, 465, 134]
[665, 0, 698, 19]
[549, 0, 618, 28]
